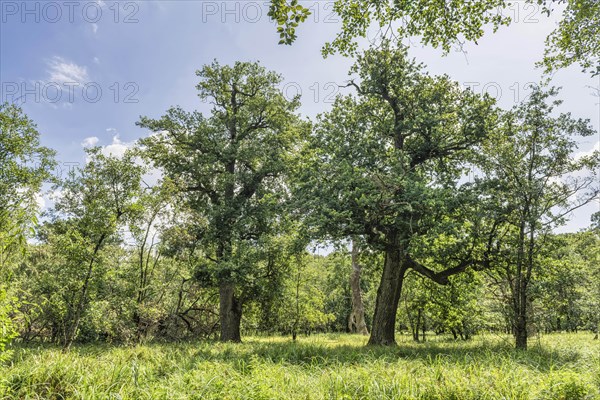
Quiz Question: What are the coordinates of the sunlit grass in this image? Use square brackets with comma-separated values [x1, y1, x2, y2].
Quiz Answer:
[1, 333, 598, 399]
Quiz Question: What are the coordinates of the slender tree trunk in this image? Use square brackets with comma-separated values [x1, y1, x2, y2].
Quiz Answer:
[514, 243, 528, 349]
[513, 215, 529, 350]
[349, 239, 369, 335]
[368, 242, 405, 346]
[292, 260, 300, 341]
[63, 233, 108, 350]
[219, 282, 242, 342]
[413, 309, 421, 342]
[63, 262, 93, 350]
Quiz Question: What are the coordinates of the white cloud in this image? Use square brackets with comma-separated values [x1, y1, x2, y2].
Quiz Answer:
[101, 135, 133, 158]
[91, 23, 99, 34]
[81, 136, 100, 147]
[46, 56, 89, 85]
[93, 57, 100, 64]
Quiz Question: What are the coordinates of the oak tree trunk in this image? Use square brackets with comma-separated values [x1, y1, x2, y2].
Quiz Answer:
[368, 244, 405, 346]
[219, 282, 242, 342]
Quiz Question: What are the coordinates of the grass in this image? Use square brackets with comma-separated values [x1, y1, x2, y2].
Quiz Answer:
[1, 333, 599, 399]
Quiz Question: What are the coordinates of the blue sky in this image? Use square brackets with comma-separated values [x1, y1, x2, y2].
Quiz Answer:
[1, 0, 598, 231]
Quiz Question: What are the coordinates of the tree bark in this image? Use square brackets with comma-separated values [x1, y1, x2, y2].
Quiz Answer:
[515, 313, 528, 349]
[219, 282, 242, 342]
[413, 309, 421, 342]
[515, 270, 529, 349]
[349, 239, 369, 335]
[368, 243, 405, 346]
[451, 328, 458, 340]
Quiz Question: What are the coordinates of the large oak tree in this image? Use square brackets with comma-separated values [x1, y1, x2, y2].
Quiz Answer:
[296, 42, 499, 345]
[138, 61, 305, 342]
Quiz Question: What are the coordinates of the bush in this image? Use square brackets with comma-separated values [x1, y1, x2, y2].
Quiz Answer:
[0, 287, 18, 363]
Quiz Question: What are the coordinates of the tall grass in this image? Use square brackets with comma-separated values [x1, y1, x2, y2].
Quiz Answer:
[1, 333, 598, 399]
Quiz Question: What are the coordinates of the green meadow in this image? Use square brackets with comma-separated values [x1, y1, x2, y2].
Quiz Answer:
[2, 333, 598, 400]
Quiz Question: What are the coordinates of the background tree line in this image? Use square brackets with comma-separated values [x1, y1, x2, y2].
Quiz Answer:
[1, 40, 598, 357]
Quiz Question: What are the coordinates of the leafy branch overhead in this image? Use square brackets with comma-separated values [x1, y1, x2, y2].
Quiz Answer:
[268, 0, 600, 75]
[268, 0, 311, 45]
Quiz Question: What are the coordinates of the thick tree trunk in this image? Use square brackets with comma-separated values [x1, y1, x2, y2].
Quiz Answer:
[515, 317, 528, 349]
[368, 245, 405, 346]
[349, 239, 369, 335]
[219, 282, 242, 342]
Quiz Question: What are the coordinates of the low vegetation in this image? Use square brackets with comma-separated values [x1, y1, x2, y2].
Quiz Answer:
[2, 333, 598, 400]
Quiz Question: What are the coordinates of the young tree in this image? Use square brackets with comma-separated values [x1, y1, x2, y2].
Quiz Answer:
[50, 148, 143, 349]
[535, 233, 587, 333]
[138, 61, 306, 342]
[127, 182, 173, 340]
[588, 213, 600, 339]
[0, 102, 55, 272]
[478, 86, 599, 349]
[581, 229, 600, 339]
[0, 103, 54, 360]
[276, 254, 335, 340]
[296, 42, 499, 345]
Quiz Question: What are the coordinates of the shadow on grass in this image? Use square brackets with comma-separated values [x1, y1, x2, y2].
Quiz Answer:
[181, 336, 583, 373]
[12, 334, 584, 375]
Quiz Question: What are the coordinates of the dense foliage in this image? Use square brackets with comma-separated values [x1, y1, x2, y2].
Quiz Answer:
[0, 103, 55, 362]
[0, 51, 597, 352]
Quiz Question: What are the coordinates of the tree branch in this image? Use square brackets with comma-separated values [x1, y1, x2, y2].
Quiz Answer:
[405, 255, 472, 285]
